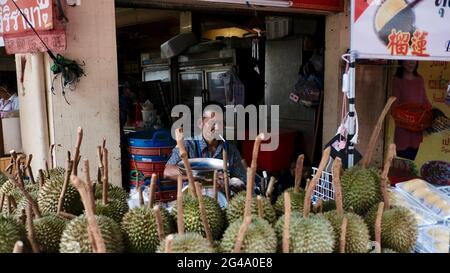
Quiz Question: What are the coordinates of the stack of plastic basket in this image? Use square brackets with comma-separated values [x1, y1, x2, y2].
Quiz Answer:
[127, 129, 177, 203]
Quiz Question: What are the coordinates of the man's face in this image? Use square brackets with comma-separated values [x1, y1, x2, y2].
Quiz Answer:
[200, 109, 224, 142]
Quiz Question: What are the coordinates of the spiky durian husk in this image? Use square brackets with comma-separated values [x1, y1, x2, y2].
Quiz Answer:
[47, 167, 66, 178]
[157, 233, 214, 253]
[37, 174, 83, 215]
[59, 214, 123, 253]
[33, 214, 68, 253]
[94, 184, 128, 204]
[323, 211, 370, 253]
[341, 167, 382, 215]
[381, 248, 397, 253]
[221, 216, 277, 253]
[95, 199, 129, 224]
[274, 213, 334, 253]
[365, 205, 418, 253]
[226, 192, 276, 226]
[172, 195, 225, 240]
[274, 188, 305, 218]
[14, 190, 39, 219]
[121, 206, 174, 253]
[0, 173, 9, 187]
[0, 214, 27, 253]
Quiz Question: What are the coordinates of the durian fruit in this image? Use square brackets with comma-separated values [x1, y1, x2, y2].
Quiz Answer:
[365, 144, 418, 253]
[95, 199, 128, 224]
[341, 166, 382, 215]
[47, 167, 66, 178]
[59, 214, 124, 253]
[381, 248, 397, 253]
[0, 214, 27, 253]
[274, 150, 335, 253]
[274, 155, 306, 218]
[122, 205, 173, 253]
[94, 183, 128, 204]
[32, 214, 68, 253]
[322, 158, 370, 253]
[37, 172, 83, 215]
[158, 233, 214, 253]
[226, 191, 276, 226]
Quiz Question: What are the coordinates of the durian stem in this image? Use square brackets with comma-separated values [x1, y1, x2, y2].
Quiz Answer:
[375, 202, 385, 254]
[25, 154, 35, 184]
[38, 169, 45, 192]
[7, 195, 11, 214]
[20, 209, 26, 225]
[294, 155, 304, 193]
[222, 150, 230, 202]
[102, 148, 109, 205]
[165, 234, 173, 253]
[5, 163, 14, 174]
[49, 144, 55, 169]
[195, 182, 213, 246]
[70, 175, 106, 253]
[282, 191, 291, 253]
[381, 144, 396, 210]
[57, 157, 73, 214]
[57, 211, 77, 220]
[97, 146, 104, 184]
[332, 157, 344, 216]
[7, 172, 42, 218]
[175, 128, 197, 199]
[212, 170, 218, 202]
[361, 97, 396, 168]
[265, 177, 276, 199]
[72, 127, 83, 176]
[9, 195, 17, 210]
[12, 152, 25, 188]
[13, 241, 23, 253]
[233, 215, 252, 253]
[304, 147, 331, 218]
[102, 138, 106, 149]
[44, 160, 49, 178]
[26, 203, 40, 253]
[138, 178, 144, 207]
[148, 174, 157, 208]
[339, 217, 348, 254]
[177, 175, 185, 235]
[0, 193, 4, 212]
[256, 195, 264, 219]
[153, 205, 165, 241]
[83, 160, 96, 212]
[316, 198, 323, 214]
[244, 168, 254, 219]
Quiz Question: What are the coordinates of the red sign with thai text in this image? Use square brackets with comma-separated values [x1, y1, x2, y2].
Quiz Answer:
[0, 0, 54, 35]
[3, 29, 65, 54]
[292, 0, 343, 12]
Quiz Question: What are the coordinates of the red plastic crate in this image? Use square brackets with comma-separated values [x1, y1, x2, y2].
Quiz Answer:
[241, 130, 298, 173]
[128, 146, 174, 157]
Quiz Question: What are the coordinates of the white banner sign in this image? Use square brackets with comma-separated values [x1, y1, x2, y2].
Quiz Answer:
[351, 0, 450, 61]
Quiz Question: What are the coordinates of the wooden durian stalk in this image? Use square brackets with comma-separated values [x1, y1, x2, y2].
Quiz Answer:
[0, 193, 4, 212]
[303, 147, 331, 218]
[58, 212, 76, 220]
[97, 146, 104, 184]
[222, 149, 230, 202]
[315, 199, 323, 214]
[102, 148, 109, 205]
[212, 170, 218, 202]
[241, 159, 248, 169]
[374, 202, 385, 254]
[49, 144, 55, 169]
[38, 169, 45, 191]
[26, 203, 40, 253]
[294, 155, 305, 193]
[70, 174, 106, 253]
[177, 175, 184, 235]
[361, 97, 396, 168]
[84, 160, 96, 212]
[195, 182, 213, 246]
[13, 241, 23, 253]
[339, 217, 348, 254]
[5, 163, 14, 174]
[148, 174, 157, 208]
[44, 160, 49, 178]
[9, 195, 17, 210]
[10, 151, 23, 188]
[71, 127, 83, 175]
[165, 234, 174, 253]
[265, 177, 276, 199]
[7, 195, 12, 214]
[256, 195, 264, 219]
[282, 191, 291, 253]
[175, 128, 196, 198]
[332, 157, 344, 216]
[57, 153, 74, 214]
[25, 154, 35, 184]
[137, 171, 144, 207]
[381, 144, 396, 210]
[153, 205, 165, 241]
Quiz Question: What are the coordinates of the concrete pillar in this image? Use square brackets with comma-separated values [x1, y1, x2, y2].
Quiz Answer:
[322, 5, 350, 147]
[15, 53, 50, 174]
[47, 0, 121, 186]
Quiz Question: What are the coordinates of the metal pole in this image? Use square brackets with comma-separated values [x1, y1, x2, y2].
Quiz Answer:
[347, 52, 357, 168]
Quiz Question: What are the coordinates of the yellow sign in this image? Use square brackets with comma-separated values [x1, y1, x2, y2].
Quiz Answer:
[386, 61, 450, 170]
